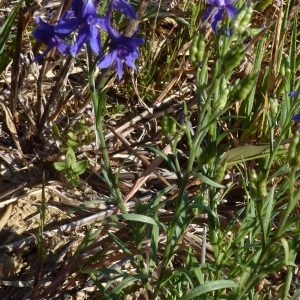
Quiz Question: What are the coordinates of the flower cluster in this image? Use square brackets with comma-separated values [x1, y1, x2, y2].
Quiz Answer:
[33, 0, 144, 80]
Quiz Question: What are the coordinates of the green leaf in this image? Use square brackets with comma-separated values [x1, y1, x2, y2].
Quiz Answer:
[142, 144, 178, 174]
[53, 161, 68, 171]
[107, 231, 139, 269]
[220, 145, 270, 164]
[108, 214, 165, 229]
[149, 215, 159, 275]
[52, 122, 61, 139]
[192, 172, 225, 189]
[74, 160, 88, 175]
[113, 274, 147, 294]
[67, 139, 81, 149]
[0, 43, 15, 74]
[66, 147, 76, 168]
[181, 280, 238, 300]
[0, 0, 24, 55]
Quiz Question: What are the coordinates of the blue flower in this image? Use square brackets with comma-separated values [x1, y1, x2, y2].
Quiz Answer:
[33, 0, 144, 79]
[97, 0, 144, 80]
[32, 17, 71, 61]
[202, 0, 238, 33]
[97, 22, 144, 80]
[289, 91, 299, 98]
[292, 114, 300, 121]
[56, 0, 106, 56]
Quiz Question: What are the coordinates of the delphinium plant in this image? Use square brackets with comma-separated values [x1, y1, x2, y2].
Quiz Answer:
[2, 0, 298, 298]
[33, 0, 144, 213]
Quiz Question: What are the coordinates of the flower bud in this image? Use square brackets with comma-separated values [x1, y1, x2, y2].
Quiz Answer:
[269, 98, 278, 117]
[257, 174, 267, 199]
[223, 44, 245, 71]
[189, 32, 205, 64]
[288, 131, 300, 167]
[161, 114, 177, 138]
[213, 87, 229, 112]
[238, 4, 253, 34]
[280, 56, 291, 78]
[230, 74, 257, 101]
[249, 169, 259, 199]
[215, 159, 227, 183]
[189, 32, 199, 63]
[232, 3, 253, 34]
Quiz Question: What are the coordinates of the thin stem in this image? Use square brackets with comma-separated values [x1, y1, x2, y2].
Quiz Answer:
[86, 46, 127, 214]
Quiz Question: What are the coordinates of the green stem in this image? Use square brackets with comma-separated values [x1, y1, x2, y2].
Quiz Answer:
[86, 46, 127, 214]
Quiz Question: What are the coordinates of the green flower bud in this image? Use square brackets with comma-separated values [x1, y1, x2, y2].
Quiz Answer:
[231, 74, 257, 101]
[220, 75, 227, 91]
[189, 32, 205, 64]
[161, 114, 177, 138]
[288, 131, 300, 167]
[269, 98, 278, 117]
[232, 3, 253, 34]
[223, 44, 245, 71]
[189, 32, 199, 63]
[249, 169, 259, 199]
[280, 56, 291, 78]
[294, 142, 300, 167]
[238, 4, 253, 34]
[213, 87, 229, 112]
[215, 159, 227, 183]
[257, 174, 267, 199]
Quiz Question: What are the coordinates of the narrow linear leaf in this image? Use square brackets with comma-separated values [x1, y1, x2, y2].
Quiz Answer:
[220, 145, 270, 163]
[0, 0, 24, 54]
[181, 280, 238, 300]
[108, 213, 165, 229]
[192, 172, 225, 189]
[113, 274, 147, 294]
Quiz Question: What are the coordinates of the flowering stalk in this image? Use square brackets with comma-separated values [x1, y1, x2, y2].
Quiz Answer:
[32, 0, 144, 212]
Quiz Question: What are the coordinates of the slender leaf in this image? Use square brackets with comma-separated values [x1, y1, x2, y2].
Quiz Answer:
[181, 280, 238, 300]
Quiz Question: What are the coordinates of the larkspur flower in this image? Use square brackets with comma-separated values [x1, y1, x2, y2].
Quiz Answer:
[56, 0, 106, 56]
[202, 0, 238, 33]
[32, 17, 71, 61]
[289, 91, 299, 98]
[292, 114, 300, 121]
[33, 0, 143, 79]
[97, 0, 144, 80]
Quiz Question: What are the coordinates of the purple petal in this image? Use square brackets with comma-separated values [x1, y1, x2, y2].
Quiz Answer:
[289, 91, 299, 98]
[225, 4, 238, 19]
[292, 114, 300, 121]
[98, 51, 117, 68]
[33, 46, 52, 62]
[202, 6, 215, 22]
[71, 0, 84, 18]
[71, 26, 89, 54]
[83, 0, 97, 18]
[96, 17, 107, 31]
[105, 16, 121, 40]
[55, 39, 71, 54]
[115, 57, 124, 80]
[211, 8, 224, 33]
[110, 0, 137, 19]
[124, 56, 137, 69]
[89, 28, 101, 55]
[55, 18, 81, 35]
[215, 0, 226, 6]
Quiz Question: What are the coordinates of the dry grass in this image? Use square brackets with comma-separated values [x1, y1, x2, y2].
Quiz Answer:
[0, 0, 299, 299]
